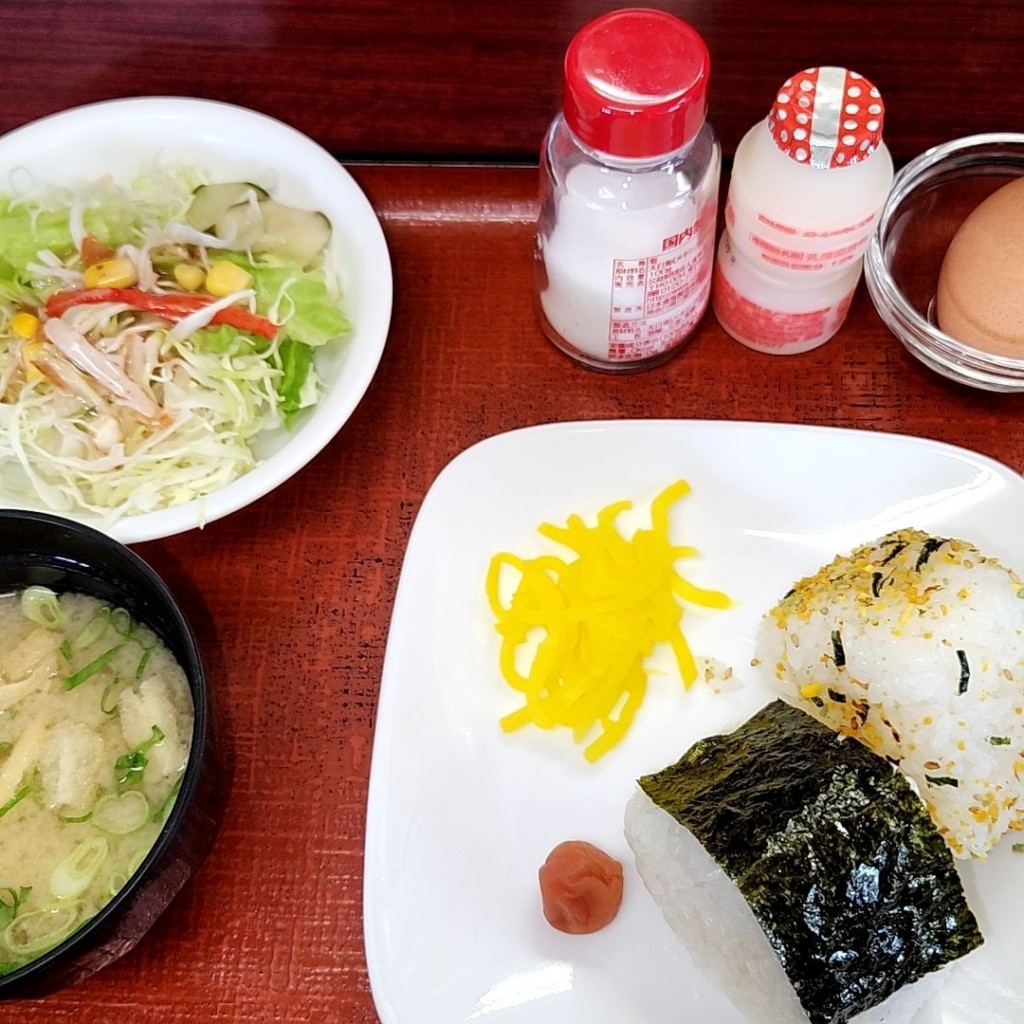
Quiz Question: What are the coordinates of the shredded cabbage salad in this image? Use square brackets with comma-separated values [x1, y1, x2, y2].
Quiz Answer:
[0, 167, 350, 521]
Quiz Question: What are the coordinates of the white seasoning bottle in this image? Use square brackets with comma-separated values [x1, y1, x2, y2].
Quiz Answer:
[712, 66, 894, 354]
[536, 8, 721, 372]
[713, 232, 864, 354]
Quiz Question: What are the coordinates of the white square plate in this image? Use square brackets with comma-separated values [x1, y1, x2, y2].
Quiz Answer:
[365, 420, 1024, 1024]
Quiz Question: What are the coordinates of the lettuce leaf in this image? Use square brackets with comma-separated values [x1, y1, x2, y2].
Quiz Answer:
[0, 198, 74, 268]
[274, 338, 314, 423]
[192, 323, 264, 355]
[273, 273, 350, 348]
[0, 257, 41, 309]
[222, 256, 350, 347]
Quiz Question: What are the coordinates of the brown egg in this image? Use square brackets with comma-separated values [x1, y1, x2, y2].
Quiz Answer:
[936, 175, 1024, 357]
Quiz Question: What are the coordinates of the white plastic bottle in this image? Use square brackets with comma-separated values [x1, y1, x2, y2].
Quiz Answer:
[712, 67, 894, 354]
[536, 8, 721, 372]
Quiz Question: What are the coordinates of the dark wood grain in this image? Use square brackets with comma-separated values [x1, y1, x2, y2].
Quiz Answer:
[4, 161, 1021, 1022]
[3, 5, 1023, 1021]
[1, 1, 1021, 163]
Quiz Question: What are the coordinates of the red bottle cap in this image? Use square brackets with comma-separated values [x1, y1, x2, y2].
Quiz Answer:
[768, 67, 885, 170]
[562, 8, 710, 160]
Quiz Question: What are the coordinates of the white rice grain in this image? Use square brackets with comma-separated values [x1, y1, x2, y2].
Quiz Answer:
[624, 789, 945, 1024]
[756, 529, 1024, 859]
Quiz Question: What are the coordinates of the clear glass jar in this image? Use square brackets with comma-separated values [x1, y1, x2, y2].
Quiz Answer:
[864, 132, 1024, 391]
[535, 8, 721, 372]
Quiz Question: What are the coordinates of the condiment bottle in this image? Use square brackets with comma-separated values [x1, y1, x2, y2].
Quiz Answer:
[535, 8, 720, 372]
[712, 67, 894, 354]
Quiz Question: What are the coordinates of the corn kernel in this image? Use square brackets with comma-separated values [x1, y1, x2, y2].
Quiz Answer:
[83, 257, 138, 289]
[11, 311, 39, 339]
[204, 260, 252, 297]
[799, 683, 823, 699]
[172, 263, 206, 292]
[20, 339, 44, 383]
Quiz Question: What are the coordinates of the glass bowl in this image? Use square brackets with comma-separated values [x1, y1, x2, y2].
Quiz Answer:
[0, 511, 219, 999]
[864, 133, 1024, 391]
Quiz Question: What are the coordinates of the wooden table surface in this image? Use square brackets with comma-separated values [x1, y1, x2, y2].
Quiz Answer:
[4, 1, 1024, 1021]
[8, 160, 1021, 1022]
[2, 0, 1023, 164]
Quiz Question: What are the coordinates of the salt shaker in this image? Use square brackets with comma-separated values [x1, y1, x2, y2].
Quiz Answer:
[535, 8, 721, 372]
[712, 67, 894, 354]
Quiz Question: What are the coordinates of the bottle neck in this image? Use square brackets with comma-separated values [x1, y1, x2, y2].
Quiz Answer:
[559, 115, 701, 173]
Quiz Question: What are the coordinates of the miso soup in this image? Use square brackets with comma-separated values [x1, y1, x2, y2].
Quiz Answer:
[0, 587, 193, 974]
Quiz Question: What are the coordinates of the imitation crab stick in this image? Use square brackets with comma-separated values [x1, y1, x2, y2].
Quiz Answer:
[45, 287, 277, 339]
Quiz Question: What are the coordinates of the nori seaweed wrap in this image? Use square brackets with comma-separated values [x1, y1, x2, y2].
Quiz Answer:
[635, 700, 982, 1024]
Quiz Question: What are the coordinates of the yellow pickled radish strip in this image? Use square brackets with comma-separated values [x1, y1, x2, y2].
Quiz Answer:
[651, 478, 691, 532]
[487, 479, 731, 762]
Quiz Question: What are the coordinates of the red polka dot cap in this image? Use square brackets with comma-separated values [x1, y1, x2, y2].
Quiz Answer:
[768, 67, 885, 170]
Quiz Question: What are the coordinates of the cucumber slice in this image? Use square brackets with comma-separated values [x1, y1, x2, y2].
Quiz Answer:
[253, 200, 332, 265]
[186, 182, 269, 232]
[214, 199, 332, 266]
[210, 200, 263, 250]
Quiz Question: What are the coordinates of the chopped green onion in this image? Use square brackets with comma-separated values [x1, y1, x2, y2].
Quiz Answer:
[56, 810, 93, 824]
[131, 626, 158, 652]
[126, 847, 148, 878]
[74, 605, 111, 649]
[63, 644, 125, 690]
[106, 847, 150, 897]
[0, 785, 32, 821]
[49, 836, 108, 900]
[20, 587, 65, 631]
[989, 736, 1012, 746]
[135, 648, 152, 680]
[109, 607, 133, 638]
[153, 774, 183, 824]
[114, 725, 164, 788]
[100, 677, 122, 716]
[4, 903, 82, 957]
[0, 887, 30, 931]
[59, 639, 73, 663]
[92, 791, 149, 835]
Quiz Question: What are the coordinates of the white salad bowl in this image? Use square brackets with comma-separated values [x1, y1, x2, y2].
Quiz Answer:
[0, 96, 393, 544]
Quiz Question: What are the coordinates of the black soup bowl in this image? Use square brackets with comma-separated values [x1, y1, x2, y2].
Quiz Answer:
[0, 510, 216, 999]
